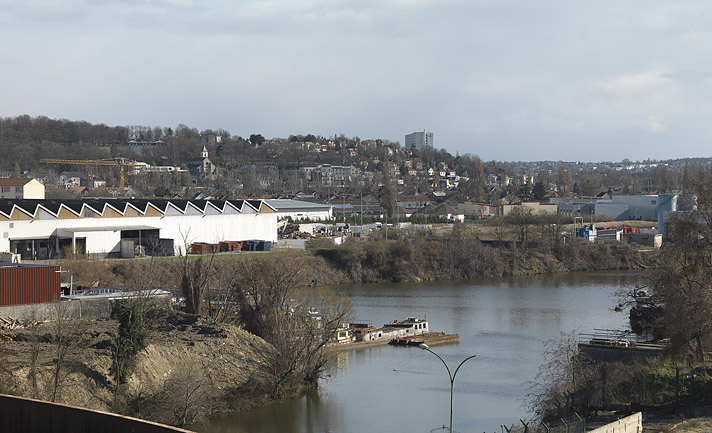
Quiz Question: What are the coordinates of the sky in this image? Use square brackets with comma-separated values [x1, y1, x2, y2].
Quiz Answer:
[1, 0, 711, 162]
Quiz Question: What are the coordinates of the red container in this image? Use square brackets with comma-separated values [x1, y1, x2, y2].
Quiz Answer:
[0, 264, 60, 306]
[191, 242, 220, 254]
[190, 243, 208, 254]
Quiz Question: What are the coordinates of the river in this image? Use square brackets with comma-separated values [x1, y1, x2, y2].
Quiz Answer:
[192, 271, 636, 433]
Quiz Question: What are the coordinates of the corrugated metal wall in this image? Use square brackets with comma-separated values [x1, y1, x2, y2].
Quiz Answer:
[0, 265, 60, 306]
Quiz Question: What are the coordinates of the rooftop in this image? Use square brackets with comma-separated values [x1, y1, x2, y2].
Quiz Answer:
[266, 199, 333, 211]
[0, 178, 34, 187]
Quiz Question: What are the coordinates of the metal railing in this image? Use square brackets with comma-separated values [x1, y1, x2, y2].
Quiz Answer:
[579, 328, 668, 349]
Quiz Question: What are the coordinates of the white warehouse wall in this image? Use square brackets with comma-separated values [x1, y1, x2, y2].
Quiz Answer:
[0, 207, 277, 255]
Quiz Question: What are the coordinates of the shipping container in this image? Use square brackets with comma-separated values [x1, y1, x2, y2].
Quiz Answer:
[0, 264, 61, 306]
[190, 242, 219, 255]
[219, 241, 243, 252]
[190, 242, 209, 254]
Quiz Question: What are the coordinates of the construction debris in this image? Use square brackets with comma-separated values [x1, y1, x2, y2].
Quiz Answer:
[0, 317, 40, 331]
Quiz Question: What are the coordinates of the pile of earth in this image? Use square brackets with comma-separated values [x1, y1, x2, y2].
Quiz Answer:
[0, 307, 273, 425]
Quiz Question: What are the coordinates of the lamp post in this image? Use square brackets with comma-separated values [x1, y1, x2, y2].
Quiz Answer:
[419, 343, 476, 433]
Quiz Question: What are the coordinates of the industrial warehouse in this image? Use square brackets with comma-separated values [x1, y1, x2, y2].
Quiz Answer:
[0, 198, 278, 259]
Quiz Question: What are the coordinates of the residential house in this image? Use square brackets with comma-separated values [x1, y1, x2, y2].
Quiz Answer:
[457, 201, 495, 219]
[422, 203, 465, 222]
[395, 194, 431, 210]
[68, 186, 88, 198]
[58, 172, 83, 188]
[0, 178, 45, 199]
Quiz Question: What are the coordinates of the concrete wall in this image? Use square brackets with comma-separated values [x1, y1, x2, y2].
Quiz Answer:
[579, 343, 664, 363]
[588, 412, 642, 433]
[625, 233, 663, 249]
[595, 203, 630, 221]
[0, 394, 192, 433]
[497, 202, 557, 217]
[0, 296, 170, 321]
[611, 195, 658, 221]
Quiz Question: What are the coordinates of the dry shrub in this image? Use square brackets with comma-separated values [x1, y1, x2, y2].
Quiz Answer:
[0, 336, 17, 394]
[132, 358, 214, 427]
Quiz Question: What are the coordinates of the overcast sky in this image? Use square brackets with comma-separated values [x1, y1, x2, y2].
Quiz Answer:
[1, 1, 711, 162]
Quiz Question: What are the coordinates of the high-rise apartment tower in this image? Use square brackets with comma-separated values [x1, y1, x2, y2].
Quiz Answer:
[405, 130, 434, 151]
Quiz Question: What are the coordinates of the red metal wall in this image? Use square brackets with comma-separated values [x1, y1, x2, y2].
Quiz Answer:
[0, 265, 60, 307]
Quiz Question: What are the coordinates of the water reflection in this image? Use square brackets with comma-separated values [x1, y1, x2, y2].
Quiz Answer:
[193, 271, 637, 433]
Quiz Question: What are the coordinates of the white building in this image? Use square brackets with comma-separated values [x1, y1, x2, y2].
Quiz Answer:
[395, 194, 431, 210]
[405, 130, 434, 151]
[0, 178, 45, 199]
[0, 199, 277, 260]
[266, 199, 333, 221]
[554, 195, 671, 222]
[58, 172, 83, 188]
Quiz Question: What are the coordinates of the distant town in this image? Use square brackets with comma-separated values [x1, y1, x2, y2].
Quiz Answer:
[3, 115, 712, 433]
[0, 116, 703, 216]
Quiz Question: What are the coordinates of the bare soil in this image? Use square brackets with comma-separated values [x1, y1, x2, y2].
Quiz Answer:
[1, 308, 272, 420]
[644, 417, 712, 433]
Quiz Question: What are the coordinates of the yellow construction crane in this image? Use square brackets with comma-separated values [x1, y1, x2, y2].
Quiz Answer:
[40, 158, 143, 189]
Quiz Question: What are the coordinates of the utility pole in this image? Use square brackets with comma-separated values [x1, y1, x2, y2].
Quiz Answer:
[360, 193, 363, 241]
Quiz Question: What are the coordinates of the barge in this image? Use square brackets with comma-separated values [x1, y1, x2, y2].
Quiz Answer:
[389, 332, 459, 347]
[327, 317, 458, 350]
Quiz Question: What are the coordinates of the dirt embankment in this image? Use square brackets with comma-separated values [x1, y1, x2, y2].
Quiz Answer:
[1, 308, 273, 426]
[644, 417, 712, 432]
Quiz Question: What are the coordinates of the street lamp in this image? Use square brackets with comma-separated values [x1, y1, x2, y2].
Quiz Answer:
[419, 343, 476, 433]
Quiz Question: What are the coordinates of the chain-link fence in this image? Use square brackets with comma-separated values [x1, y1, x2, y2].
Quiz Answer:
[540, 413, 585, 433]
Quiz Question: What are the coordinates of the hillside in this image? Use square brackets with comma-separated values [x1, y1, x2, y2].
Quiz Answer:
[1, 308, 274, 427]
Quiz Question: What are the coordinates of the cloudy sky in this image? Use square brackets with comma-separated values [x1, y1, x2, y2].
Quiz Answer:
[1, 1, 711, 161]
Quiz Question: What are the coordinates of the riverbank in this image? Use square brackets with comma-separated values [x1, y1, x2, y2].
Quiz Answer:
[47, 233, 661, 291]
[0, 239, 661, 428]
[307, 236, 661, 284]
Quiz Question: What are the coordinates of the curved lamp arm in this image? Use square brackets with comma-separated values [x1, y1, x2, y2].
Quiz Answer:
[419, 343, 476, 433]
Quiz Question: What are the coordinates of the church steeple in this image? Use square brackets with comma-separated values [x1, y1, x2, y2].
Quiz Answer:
[201, 145, 208, 159]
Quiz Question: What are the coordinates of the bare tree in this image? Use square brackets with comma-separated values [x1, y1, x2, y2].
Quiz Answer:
[488, 216, 509, 246]
[0, 330, 16, 394]
[206, 260, 241, 323]
[506, 206, 537, 249]
[381, 163, 398, 219]
[232, 256, 351, 397]
[557, 164, 572, 197]
[527, 333, 596, 424]
[134, 358, 213, 427]
[27, 315, 42, 399]
[48, 302, 82, 402]
[649, 171, 712, 362]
